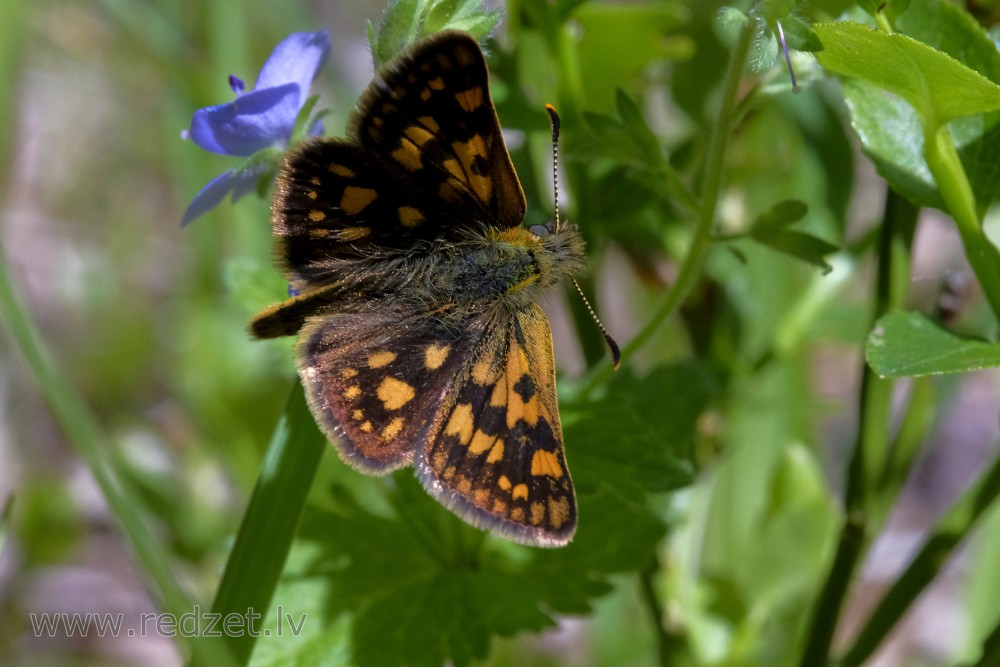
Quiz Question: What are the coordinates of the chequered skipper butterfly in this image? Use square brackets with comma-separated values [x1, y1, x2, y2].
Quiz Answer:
[251, 31, 586, 547]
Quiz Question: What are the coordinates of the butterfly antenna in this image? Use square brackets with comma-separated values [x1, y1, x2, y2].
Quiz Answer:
[546, 103, 621, 370]
[545, 104, 562, 232]
[572, 278, 621, 369]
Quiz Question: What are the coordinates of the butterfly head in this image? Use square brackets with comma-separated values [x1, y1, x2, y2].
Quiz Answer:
[487, 221, 584, 298]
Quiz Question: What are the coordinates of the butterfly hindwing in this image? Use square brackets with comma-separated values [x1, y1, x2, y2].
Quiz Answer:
[416, 304, 576, 546]
[350, 30, 526, 229]
[296, 308, 476, 473]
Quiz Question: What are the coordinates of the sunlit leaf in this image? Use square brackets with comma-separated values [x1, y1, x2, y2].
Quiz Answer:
[867, 310, 1000, 377]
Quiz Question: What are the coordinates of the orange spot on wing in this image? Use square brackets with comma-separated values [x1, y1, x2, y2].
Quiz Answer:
[399, 206, 425, 228]
[548, 497, 571, 529]
[381, 416, 405, 441]
[445, 403, 474, 446]
[376, 377, 415, 410]
[486, 440, 504, 464]
[328, 163, 355, 177]
[391, 143, 423, 171]
[442, 158, 463, 181]
[418, 115, 440, 133]
[423, 343, 449, 368]
[469, 429, 495, 455]
[530, 450, 563, 478]
[451, 136, 493, 203]
[340, 186, 377, 214]
[367, 351, 397, 368]
[337, 226, 370, 241]
[404, 125, 435, 146]
[530, 502, 545, 526]
[455, 86, 484, 112]
[512, 484, 529, 501]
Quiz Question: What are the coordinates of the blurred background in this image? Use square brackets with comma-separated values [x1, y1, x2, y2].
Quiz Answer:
[0, 2, 381, 664]
[2, 1, 999, 666]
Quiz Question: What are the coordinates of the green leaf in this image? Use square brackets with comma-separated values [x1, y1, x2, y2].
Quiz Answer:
[369, 0, 500, 68]
[261, 363, 711, 666]
[894, 0, 1000, 85]
[866, 311, 1000, 377]
[572, 96, 694, 251]
[814, 21, 1000, 126]
[841, 78, 942, 209]
[751, 229, 838, 272]
[565, 363, 710, 499]
[779, 15, 822, 53]
[749, 200, 837, 272]
[369, 0, 422, 68]
[825, 1, 1000, 210]
[424, 0, 500, 38]
[753, 199, 808, 231]
[290, 471, 663, 667]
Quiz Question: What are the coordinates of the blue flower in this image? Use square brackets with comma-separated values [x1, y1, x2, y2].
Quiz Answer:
[181, 30, 331, 226]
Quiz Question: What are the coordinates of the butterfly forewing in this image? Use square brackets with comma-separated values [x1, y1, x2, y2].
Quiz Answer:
[272, 139, 444, 283]
[416, 305, 576, 546]
[350, 31, 526, 229]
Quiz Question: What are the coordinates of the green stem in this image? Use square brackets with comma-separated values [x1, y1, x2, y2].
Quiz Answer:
[796, 190, 915, 666]
[840, 451, 1000, 667]
[639, 559, 676, 667]
[210, 383, 326, 665]
[575, 20, 754, 397]
[923, 123, 1000, 321]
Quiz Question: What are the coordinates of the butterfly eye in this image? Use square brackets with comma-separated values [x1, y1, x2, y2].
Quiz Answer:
[528, 224, 551, 238]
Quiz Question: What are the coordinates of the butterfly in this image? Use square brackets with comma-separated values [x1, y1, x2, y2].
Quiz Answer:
[250, 30, 588, 547]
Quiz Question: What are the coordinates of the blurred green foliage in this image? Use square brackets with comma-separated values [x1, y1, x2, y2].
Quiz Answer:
[3, 1, 1000, 666]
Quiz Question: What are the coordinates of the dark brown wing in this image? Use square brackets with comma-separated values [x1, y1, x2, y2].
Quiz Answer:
[274, 32, 527, 282]
[295, 307, 477, 473]
[350, 30, 526, 229]
[296, 303, 576, 546]
[270, 138, 445, 285]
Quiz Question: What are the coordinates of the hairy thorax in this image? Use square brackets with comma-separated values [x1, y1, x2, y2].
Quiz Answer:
[433, 224, 586, 313]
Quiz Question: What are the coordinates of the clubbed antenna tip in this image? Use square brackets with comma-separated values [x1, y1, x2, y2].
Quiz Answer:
[571, 278, 621, 370]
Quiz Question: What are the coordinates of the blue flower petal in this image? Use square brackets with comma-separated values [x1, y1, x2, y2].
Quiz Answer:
[188, 83, 300, 156]
[181, 29, 332, 225]
[180, 164, 268, 226]
[308, 117, 324, 137]
[255, 30, 331, 98]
